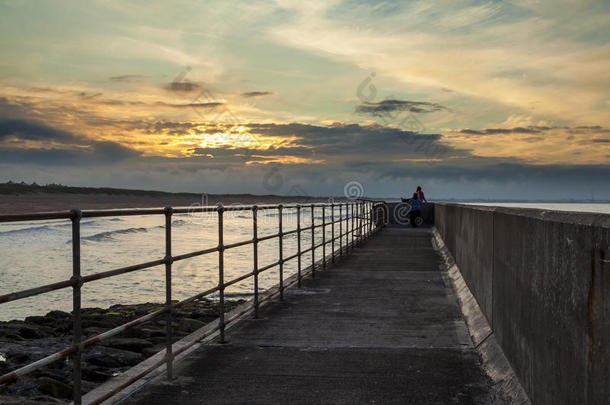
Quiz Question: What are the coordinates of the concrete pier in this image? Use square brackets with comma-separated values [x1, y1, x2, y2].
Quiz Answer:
[128, 228, 492, 404]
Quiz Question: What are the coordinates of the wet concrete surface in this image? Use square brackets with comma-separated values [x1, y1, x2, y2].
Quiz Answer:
[128, 228, 492, 404]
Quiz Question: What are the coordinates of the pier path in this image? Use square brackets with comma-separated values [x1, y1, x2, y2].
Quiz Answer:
[128, 227, 492, 404]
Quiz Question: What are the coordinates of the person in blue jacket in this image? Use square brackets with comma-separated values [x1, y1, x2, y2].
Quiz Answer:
[408, 193, 421, 226]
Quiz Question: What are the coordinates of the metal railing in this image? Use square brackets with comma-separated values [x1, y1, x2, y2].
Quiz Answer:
[0, 200, 385, 404]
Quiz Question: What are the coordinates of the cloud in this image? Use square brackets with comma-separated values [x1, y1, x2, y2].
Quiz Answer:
[0, 118, 141, 165]
[0, 143, 140, 165]
[241, 91, 275, 98]
[165, 81, 201, 92]
[451, 125, 609, 136]
[355, 99, 446, 117]
[455, 126, 550, 135]
[109, 74, 147, 82]
[0, 119, 79, 142]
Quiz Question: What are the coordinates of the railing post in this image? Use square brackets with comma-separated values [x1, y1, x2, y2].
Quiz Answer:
[296, 205, 302, 288]
[163, 206, 174, 380]
[311, 204, 315, 278]
[351, 203, 354, 250]
[368, 202, 372, 236]
[331, 203, 335, 264]
[363, 202, 367, 238]
[358, 202, 364, 246]
[252, 205, 259, 318]
[322, 205, 326, 270]
[364, 202, 368, 239]
[339, 203, 343, 258]
[70, 208, 82, 405]
[278, 204, 284, 300]
[217, 204, 226, 343]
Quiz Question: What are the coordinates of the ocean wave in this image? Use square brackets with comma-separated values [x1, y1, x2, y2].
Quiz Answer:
[77, 227, 148, 242]
[0, 224, 56, 236]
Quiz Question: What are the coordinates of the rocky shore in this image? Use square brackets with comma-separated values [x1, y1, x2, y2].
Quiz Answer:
[0, 299, 244, 404]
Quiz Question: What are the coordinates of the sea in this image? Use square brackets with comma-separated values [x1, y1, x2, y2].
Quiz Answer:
[1, 203, 608, 321]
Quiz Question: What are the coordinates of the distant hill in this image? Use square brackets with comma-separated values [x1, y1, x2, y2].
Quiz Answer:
[0, 181, 202, 196]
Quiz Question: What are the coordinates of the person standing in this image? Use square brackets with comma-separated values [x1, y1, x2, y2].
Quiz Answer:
[408, 193, 422, 227]
[416, 186, 427, 203]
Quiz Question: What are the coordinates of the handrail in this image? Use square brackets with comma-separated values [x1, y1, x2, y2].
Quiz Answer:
[0, 200, 386, 404]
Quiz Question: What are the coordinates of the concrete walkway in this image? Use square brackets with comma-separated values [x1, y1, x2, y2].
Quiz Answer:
[128, 228, 492, 404]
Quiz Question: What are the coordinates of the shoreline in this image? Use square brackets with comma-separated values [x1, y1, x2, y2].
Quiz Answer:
[0, 299, 244, 403]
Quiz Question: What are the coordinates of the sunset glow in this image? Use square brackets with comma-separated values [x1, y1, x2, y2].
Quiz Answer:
[0, 1, 608, 199]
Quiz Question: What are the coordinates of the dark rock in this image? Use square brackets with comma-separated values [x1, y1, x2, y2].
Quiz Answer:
[0, 358, 12, 375]
[84, 346, 143, 368]
[12, 395, 66, 404]
[0, 396, 62, 405]
[100, 338, 153, 353]
[37, 376, 72, 399]
[24, 316, 46, 324]
[95, 316, 128, 329]
[0, 328, 23, 341]
[19, 326, 41, 339]
[45, 311, 71, 320]
[7, 349, 31, 365]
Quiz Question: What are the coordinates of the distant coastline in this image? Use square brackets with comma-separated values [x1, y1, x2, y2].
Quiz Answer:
[0, 182, 608, 214]
[0, 182, 329, 214]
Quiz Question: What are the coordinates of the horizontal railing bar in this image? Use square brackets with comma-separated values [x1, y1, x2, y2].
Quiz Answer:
[223, 271, 255, 288]
[283, 252, 299, 262]
[0, 203, 361, 223]
[0, 211, 73, 222]
[82, 259, 166, 284]
[224, 238, 254, 250]
[0, 279, 74, 304]
[0, 345, 75, 384]
[173, 286, 220, 308]
[81, 209, 165, 218]
[258, 233, 279, 242]
[172, 246, 219, 262]
[81, 308, 168, 347]
[258, 259, 281, 273]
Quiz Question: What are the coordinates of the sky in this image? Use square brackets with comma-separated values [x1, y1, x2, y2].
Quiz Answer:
[0, 0, 609, 200]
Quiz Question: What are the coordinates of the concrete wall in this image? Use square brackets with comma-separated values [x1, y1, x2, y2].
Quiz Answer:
[435, 203, 609, 405]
